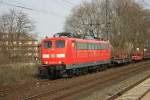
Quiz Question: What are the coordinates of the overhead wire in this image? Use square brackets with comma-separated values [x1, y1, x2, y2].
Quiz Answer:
[53, 0, 72, 9]
[0, 0, 65, 17]
[61, 0, 77, 6]
[5, 0, 25, 6]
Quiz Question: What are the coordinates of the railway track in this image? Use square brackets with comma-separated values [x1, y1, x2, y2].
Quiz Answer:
[22, 61, 150, 100]
[0, 78, 63, 99]
[107, 75, 150, 100]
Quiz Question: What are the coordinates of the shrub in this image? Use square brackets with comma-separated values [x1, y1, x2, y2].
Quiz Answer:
[0, 63, 38, 86]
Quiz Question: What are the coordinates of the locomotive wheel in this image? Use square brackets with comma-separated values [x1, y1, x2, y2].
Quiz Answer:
[38, 68, 49, 79]
[68, 70, 74, 78]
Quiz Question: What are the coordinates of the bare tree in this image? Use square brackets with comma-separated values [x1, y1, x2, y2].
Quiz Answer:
[64, 0, 150, 51]
[111, 0, 149, 50]
[64, 0, 107, 38]
[0, 9, 34, 34]
[0, 9, 35, 63]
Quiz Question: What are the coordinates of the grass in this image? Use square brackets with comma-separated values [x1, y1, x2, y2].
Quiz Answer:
[0, 63, 38, 86]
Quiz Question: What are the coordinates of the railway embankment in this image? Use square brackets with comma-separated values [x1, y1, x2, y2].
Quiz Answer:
[0, 60, 150, 100]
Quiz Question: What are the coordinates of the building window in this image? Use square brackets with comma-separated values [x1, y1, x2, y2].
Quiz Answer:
[6, 41, 9, 45]
[13, 48, 17, 51]
[28, 41, 32, 45]
[13, 41, 17, 45]
[19, 41, 22, 45]
[28, 53, 32, 56]
[2, 35, 5, 39]
[28, 48, 32, 50]
[6, 34, 8, 38]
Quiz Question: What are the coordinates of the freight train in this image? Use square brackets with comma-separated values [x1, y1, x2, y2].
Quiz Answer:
[38, 32, 150, 79]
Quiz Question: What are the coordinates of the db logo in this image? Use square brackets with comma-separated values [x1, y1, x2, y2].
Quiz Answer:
[51, 54, 55, 58]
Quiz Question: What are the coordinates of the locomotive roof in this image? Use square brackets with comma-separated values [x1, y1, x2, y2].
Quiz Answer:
[42, 37, 109, 44]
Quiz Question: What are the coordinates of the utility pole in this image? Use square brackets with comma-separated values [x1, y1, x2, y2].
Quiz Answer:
[105, 0, 109, 40]
[105, 0, 108, 40]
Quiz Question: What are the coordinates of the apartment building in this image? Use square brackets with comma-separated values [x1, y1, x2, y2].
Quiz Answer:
[0, 33, 39, 63]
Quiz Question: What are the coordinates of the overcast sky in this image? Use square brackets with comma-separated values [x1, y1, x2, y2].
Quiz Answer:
[0, 0, 87, 39]
[0, 0, 149, 39]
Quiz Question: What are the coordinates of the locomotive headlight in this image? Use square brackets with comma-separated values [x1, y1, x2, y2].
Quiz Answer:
[45, 61, 48, 64]
[56, 54, 65, 58]
[58, 61, 62, 64]
[42, 54, 49, 58]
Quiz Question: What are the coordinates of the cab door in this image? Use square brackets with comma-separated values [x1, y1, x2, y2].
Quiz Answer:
[72, 40, 77, 64]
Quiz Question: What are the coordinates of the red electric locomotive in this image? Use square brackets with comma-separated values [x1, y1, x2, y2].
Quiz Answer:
[38, 33, 112, 78]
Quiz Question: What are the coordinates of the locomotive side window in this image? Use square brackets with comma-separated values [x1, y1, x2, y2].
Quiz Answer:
[92, 43, 95, 50]
[44, 41, 52, 48]
[75, 42, 88, 50]
[98, 44, 101, 50]
[56, 40, 65, 48]
[74, 41, 108, 50]
[101, 44, 105, 50]
[101, 43, 108, 50]
[95, 43, 98, 50]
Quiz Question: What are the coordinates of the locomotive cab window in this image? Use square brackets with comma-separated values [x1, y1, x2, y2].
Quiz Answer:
[44, 41, 52, 48]
[56, 40, 65, 48]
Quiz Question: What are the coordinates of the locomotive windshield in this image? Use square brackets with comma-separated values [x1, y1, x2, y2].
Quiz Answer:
[44, 41, 52, 48]
[56, 40, 65, 48]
